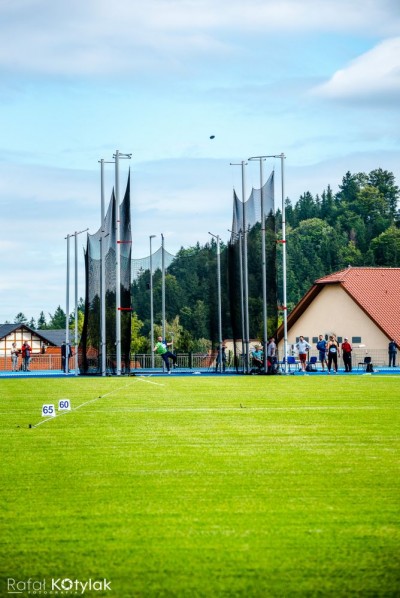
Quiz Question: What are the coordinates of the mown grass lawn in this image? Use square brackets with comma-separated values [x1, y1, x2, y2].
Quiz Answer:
[1, 375, 399, 597]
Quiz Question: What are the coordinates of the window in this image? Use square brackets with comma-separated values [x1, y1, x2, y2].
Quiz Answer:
[352, 336, 362, 343]
[312, 337, 318, 343]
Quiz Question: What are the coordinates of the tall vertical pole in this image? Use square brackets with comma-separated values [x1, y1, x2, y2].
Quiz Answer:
[230, 161, 249, 373]
[238, 232, 245, 367]
[112, 150, 131, 376]
[241, 161, 250, 373]
[216, 236, 222, 372]
[66, 228, 88, 376]
[115, 149, 121, 375]
[65, 235, 70, 374]
[161, 233, 166, 341]
[150, 235, 156, 368]
[280, 153, 288, 371]
[100, 159, 106, 377]
[74, 232, 78, 376]
[249, 153, 287, 369]
[209, 232, 223, 372]
[260, 159, 268, 372]
[249, 156, 268, 372]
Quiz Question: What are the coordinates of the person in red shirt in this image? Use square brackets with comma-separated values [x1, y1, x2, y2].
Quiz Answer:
[341, 337, 352, 372]
[21, 341, 32, 372]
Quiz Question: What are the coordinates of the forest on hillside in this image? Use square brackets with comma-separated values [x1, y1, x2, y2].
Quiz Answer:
[132, 168, 400, 352]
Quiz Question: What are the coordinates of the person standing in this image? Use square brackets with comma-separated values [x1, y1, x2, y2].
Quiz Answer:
[388, 340, 398, 367]
[327, 335, 340, 373]
[341, 337, 352, 372]
[316, 335, 327, 371]
[267, 337, 277, 373]
[295, 336, 311, 372]
[153, 336, 177, 373]
[11, 342, 19, 372]
[61, 342, 72, 372]
[215, 343, 227, 372]
[21, 341, 31, 372]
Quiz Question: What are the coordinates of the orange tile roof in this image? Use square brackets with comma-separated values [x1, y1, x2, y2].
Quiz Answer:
[315, 267, 400, 343]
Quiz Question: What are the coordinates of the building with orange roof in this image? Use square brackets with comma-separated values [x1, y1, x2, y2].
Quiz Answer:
[277, 267, 400, 366]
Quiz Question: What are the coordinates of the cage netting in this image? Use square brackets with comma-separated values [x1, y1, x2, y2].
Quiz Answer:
[227, 172, 278, 367]
[79, 174, 132, 373]
[131, 171, 279, 370]
[132, 247, 175, 281]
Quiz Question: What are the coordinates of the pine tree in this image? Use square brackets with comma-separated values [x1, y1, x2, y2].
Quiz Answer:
[48, 306, 66, 329]
[14, 312, 28, 324]
[37, 311, 47, 329]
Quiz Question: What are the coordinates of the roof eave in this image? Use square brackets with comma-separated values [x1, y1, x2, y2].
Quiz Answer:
[276, 284, 323, 342]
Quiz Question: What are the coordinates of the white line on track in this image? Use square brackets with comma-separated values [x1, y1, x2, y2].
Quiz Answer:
[135, 376, 165, 386]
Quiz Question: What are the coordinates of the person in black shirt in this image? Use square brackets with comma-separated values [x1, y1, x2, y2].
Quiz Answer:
[327, 335, 340, 373]
[388, 340, 398, 367]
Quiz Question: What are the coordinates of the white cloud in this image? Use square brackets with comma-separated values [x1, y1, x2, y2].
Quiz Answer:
[312, 37, 400, 102]
[0, 0, 399, 76]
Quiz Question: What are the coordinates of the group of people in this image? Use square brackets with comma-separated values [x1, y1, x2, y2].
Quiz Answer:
[9, 341, 74, 373]
[153, 335, 279, 374]
[315, 334, 349, 373]
[10, 341, 31, 372]
[296, 334, 354, 373]
[296, 336, 398, 373]
[157, 335, 398, 375]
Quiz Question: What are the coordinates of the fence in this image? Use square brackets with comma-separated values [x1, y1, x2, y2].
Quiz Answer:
[131, 353, 222, 371]
[0, 354, 67, 372]
[307, 349, 394, 369]
[0, 349, 396, 373]
[77, 349, 398, 374]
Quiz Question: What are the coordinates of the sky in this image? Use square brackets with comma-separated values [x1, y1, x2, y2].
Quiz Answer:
[0, 0, 399, 323]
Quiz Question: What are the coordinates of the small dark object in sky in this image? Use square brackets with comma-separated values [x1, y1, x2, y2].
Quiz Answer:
[209, 135, 215, 139]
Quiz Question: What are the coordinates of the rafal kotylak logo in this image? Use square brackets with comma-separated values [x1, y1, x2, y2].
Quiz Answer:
[7, 577, 112, 594]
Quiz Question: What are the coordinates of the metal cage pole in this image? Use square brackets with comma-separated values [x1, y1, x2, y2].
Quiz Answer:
[209, 232, 222, 372]
[241, 162, 250, 374]
[230, 161, 249, 373]
[161, 233, 166, 341]
[238, 232, 245, 369]
[249, 153, 287, 371]
[249, 156, 268, 372]
[113, 149, 131, 376]
[280, 153, 288, 371]
[72, 228, 88, 376]
[115, 150, 121, 375]
[100, 159, 106, 376]
[74, 232, 78, 376]
[99, 159, 106, 376]
[99, 157, 115, 376]
[65, 234, 71, 374]
[150, 234, 156, 368]
[229, 226, 245, 370]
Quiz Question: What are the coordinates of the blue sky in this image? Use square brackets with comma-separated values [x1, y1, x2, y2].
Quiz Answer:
[0, 0, 399, 323]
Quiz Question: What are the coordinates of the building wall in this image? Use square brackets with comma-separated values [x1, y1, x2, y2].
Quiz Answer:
[278, 285, 390, 355]
[0, 329, 47, 355]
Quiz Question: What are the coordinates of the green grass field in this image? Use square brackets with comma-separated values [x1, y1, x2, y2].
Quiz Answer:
[1, 375, 399, 597]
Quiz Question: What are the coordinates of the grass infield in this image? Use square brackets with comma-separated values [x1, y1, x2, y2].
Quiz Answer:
[0, 375, 399, 597]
